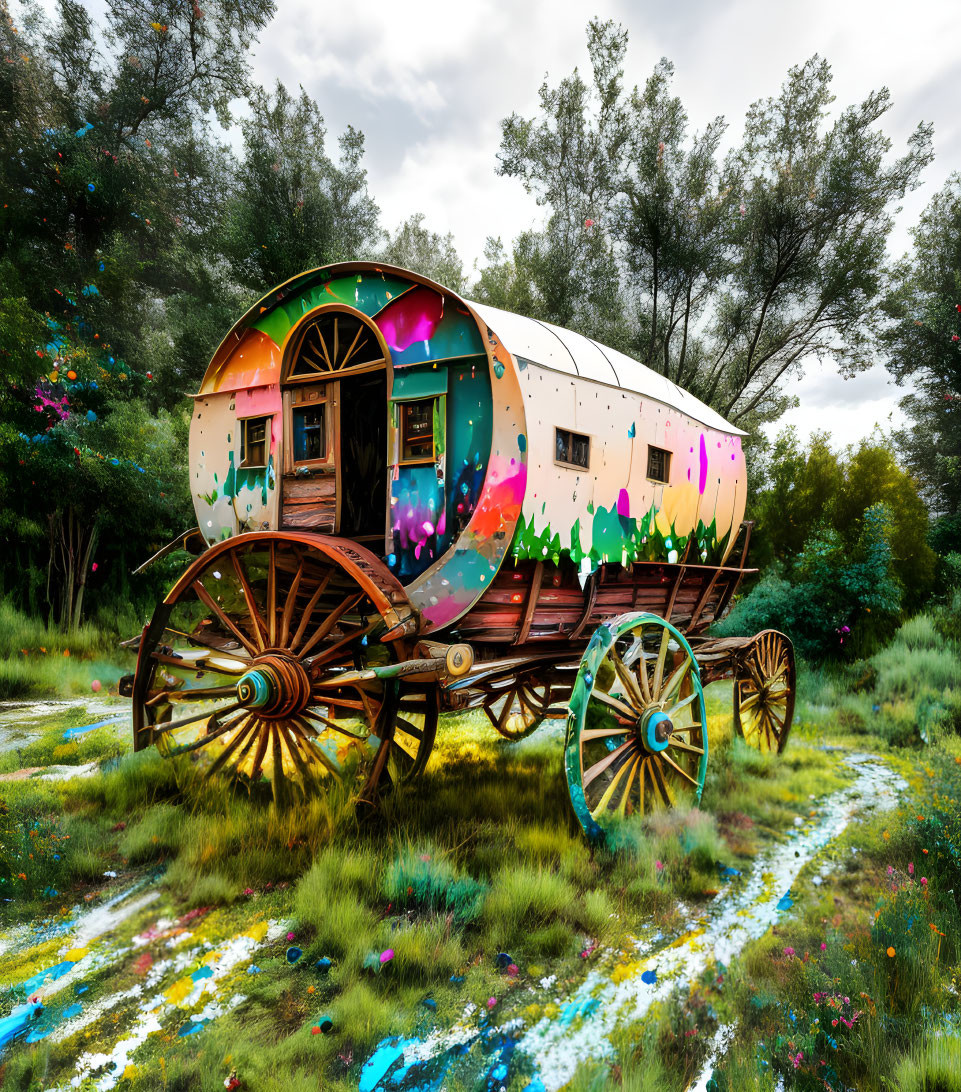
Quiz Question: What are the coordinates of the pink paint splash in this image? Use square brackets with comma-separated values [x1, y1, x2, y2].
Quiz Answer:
[698, 434, 708, 495]
[375, 286, 443, 352]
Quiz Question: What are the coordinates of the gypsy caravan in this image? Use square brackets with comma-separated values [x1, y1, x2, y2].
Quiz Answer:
[127, 262, 794, 842]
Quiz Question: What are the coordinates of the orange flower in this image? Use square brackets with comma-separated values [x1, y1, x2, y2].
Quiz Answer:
[886, 947, 895, 957]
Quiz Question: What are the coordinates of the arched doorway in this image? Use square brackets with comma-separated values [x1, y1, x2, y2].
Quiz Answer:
[280, 306, 389, 545]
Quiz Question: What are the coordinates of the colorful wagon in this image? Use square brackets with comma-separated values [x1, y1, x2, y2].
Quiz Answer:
[126, 262, 795, 841]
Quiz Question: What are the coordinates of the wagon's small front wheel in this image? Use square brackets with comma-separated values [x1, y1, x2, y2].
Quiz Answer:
[733, 630, 795, 754]
[565, 612, 708, 842]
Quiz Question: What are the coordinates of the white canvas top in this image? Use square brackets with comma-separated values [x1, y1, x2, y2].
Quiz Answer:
[468, 300, 747, 437]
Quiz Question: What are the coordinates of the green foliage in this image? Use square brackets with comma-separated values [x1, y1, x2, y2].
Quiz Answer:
[488, 22, 932, 424]
[725, 429, 938, 658]
[882, 174, 961, 522]
[379, 214, 466, 293]
[223, 81, 380, 292]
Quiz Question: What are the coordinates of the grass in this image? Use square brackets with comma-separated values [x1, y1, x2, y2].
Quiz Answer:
[1, 606, 960, 1090]
[0, 597, 136, 699]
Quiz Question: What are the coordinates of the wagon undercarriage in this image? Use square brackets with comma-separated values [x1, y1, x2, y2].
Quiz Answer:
[124, 522, 795, 843]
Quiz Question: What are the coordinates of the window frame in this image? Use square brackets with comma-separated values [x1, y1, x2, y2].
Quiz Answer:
[398, 396, 438, 466]
[646, 444, 672, 484]
[554, 426, 591, 471]
[239, 415, 270, 469]
[288, 384, 332, 469]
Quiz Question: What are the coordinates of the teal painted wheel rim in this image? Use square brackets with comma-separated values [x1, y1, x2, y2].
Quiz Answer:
[564, 612, 708, 843]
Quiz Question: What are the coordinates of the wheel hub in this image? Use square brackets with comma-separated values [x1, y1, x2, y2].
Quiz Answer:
[638, 708, 673, 752]
[236, 655, 312, 719]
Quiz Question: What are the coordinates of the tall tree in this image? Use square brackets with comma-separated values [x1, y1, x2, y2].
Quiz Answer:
[224, 81, 380, 291]
[380, 213, 465, 293]
[0, 0, 275, 625]
[881, 175, 961, 551]
[490, 20, 933, 426]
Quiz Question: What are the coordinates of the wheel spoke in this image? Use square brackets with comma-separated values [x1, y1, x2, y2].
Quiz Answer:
[300, 593, 367, 658]
[658, 749, 701, 788]
[203, 716, 259, 778]
[581, 725, 631, 742]
[280, 556, 306, 649]
[591, 689, 639, 720]
[230, 551, 267, 651]
[652, 628, 670, 700]
[660, 655, 692, 706]
[666, 690, 698, 718]
[583, 739, 634, 788]
[611, 649, 645, 708]
[289, 570, 334, 652]
[153, 700, 244, 736]
[190, 580, 259, 656]
[590, 748, 640, 818]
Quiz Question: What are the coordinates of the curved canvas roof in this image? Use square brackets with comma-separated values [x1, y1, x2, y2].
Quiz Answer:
[468, 300, 746, 437]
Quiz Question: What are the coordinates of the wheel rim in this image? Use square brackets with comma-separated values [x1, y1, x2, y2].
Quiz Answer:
[134, 537, 429, 805]
[387, 685, 438, 783]
[482, 675, 553, 741]
[565, 612, 708, 842]
[733, 630, 795, 754]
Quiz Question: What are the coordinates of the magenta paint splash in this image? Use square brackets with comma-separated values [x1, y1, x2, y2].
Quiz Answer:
[698, 434, 708, 495]
[616, 488, 630, 518]
[375, 287, 443, 352]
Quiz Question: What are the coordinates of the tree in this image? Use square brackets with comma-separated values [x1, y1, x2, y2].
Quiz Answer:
[0, 0, 274, 626]
[881, 175, 961, 546]
[223, 81, 380, 292]
[727, 430, 937, 656]
[380, 214, 466, 294]
[490, 21, 933, 426]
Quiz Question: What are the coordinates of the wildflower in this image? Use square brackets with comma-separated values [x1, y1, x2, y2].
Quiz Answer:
[887, 947, 895, 957]
[887, 865, 894, 876]
[820, 943, 827, 951]
[832, 1019, 838, 1027]
[908, 863, 914, 875]
[783, 947, 795, 957]
[487, 997, 497, 1009]
[287, 932, 295, 941]
[920, 877, 928, 886]
[655, 860, 664, 872]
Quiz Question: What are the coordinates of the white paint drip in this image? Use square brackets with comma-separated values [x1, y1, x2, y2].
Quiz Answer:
[60, 920, 288, 1091]
[517, 753, 905, 1088]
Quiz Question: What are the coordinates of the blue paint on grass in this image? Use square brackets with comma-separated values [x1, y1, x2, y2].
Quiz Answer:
[63, 715, 125, 741]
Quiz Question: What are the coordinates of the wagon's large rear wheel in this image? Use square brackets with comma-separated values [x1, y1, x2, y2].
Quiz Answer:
[732, 629, 795, 754]
[565, 612, 708, 842]
[132, 533, 428, 806]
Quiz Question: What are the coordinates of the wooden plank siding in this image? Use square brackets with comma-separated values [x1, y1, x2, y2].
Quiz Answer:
[452, 558, 755, 650]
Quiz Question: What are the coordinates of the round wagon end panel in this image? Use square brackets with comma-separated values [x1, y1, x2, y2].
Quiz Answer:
[398, 306, 528, 633]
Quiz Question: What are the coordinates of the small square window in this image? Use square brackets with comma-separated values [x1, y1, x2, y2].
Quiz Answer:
[647, 445, 671, 484]
[400, 399, 436, 463]
[555, 427, 590, 469]
[292, 403, 327, 463]
[240, 416, 269, 467]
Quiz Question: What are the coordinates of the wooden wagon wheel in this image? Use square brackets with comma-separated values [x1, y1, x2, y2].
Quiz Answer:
[131, 533, 431, 807]
[565, 612, 708, 843]
[732, 629, 795, 754]
[480, 673, 553, 741]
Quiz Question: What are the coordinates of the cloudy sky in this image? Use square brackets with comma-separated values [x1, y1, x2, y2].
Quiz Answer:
[247, 0, 960, 445]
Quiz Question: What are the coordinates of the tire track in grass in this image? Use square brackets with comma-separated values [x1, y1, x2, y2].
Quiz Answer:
[359, 753, 906, 1091]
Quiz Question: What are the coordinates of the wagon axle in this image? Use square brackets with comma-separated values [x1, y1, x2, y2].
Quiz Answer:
[235, 656, 312, 719]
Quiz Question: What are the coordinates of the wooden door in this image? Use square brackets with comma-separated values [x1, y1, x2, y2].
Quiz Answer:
[281, 382, 337, 531]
